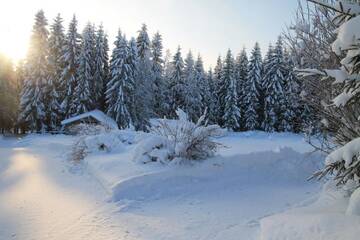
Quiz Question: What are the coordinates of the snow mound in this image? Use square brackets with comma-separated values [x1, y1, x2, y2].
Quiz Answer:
[112, 148, 323, 203]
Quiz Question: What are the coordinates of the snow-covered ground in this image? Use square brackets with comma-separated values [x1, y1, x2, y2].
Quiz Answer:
[0, 131, 343, 240]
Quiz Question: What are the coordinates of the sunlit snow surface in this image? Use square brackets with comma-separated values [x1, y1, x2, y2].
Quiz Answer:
[0, 132, 331, 240]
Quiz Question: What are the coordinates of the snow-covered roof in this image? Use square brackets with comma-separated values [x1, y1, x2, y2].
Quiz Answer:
[61, 110, 118, 130]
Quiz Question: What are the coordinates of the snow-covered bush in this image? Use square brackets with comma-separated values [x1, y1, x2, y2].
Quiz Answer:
[133, 135, 171, 164]
[69, 130, 136, 162]
[134, 109, 224, 164]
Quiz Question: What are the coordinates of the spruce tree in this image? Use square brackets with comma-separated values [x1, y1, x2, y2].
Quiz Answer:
[151, 32, 166, 117]
[222, 49, 240, 130]
[283, 52, 301, 132]
[169, 46, 186, 117]
[18, 10, 49, 132]
[234, 49, 248, 130]
[135, 24, 153, 129]
[206, 68, 217, 124]
[215, 56, 225, 126]
[47, 14, 65, 130]
[94, 24, 109, 110]
[162, 49, 173, 117]
[106, 31, 136, 129]
[74, 23, 96, 115]
[184, 51, 201, 121]
[194, 55, 210, 120]
[61, 15, 81, 117]
[245, 43, 262, 130]
[262, 37, 287, 132]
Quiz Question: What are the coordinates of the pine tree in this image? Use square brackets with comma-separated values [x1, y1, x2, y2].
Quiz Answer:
[222, 49, 240, 130]
[47, 14, 65, 130]
[151, 32, 166, 117]
[245, 43, 262, 130]
[135, 24, 153, 130]
[261, 44, 274, 131]
[283, 52, 301, 132]
[74, 23, 96, 115]
[18, 10, 49, 132]
[194, 55, 209, 120]
[106, 31, 136, 129]
[169, 46, 186, 117]
[234, 48, 248, 130]
[94, 24, 109, 110]
[262, 37, 287, 132]
[183, 51, 201, 121]
[162, 49, 173, 117]
[61, 15, 81, 117]
[128, 37, 140, 126]
[214, 56, 225, 126]
[206, 68, 217, 124]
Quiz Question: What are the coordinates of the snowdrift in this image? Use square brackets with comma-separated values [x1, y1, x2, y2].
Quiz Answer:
[111, 147, 323, 203]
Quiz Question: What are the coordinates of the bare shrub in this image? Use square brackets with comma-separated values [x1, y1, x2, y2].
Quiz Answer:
[69, 137, 88, 163]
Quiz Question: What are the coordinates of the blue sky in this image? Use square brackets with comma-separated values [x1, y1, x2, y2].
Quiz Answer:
[0, 0, 301, 67]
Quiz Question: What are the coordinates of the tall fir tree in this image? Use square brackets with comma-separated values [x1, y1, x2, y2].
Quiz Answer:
[74, 23, 96, 115]
[234, 48, 248, 130]
[162, 49, 173, 117]
[18, 10, 49, 132]
[61, 15, 81, 117]
[283, 51, 302, 132]
[245, 43, 262, 130]
[169, 46, 186, 117]
[183, 51, 201, 121]
[94, 24, 109, 110]
[135, 24, 153, 130]
[194, 55, 210, 119]
[222, 49, 241, 130]
[151, 32, 166, 117]
[106, 31, 136, 129]
[262, 37, 287, 132]
[206, 68, 217, 124]
[47, 14, 65, 130]
[215, 56, 226, 126]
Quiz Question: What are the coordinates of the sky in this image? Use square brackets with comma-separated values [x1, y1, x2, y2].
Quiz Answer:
[0, 0, 301, 68]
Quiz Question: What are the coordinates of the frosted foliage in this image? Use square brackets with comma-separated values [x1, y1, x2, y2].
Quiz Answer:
[134, 109, 223, 163]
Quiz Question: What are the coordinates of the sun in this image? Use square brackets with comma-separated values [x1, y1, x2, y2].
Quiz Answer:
[0, 40, 28, 65]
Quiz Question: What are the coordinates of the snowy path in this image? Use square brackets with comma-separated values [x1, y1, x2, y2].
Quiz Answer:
[0, 137, 127, 240]
[0, 134, 322, 240]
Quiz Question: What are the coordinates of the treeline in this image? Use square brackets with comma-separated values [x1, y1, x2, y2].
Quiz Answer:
[0, 54, 20, 133]
[0, 10, 313, 133]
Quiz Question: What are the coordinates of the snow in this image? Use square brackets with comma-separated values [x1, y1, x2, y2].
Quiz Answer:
[326, 137, 360, 168]
[2, 131, 354, 240]
[61, 109, 119, 130]
[81, 131, 323, 240]
[346, 187, 360, 216]
[333, 15, 360, 60]
[325, 69, 348, 84]
[259, 181, 360, 240]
